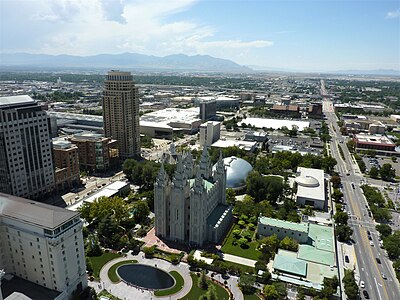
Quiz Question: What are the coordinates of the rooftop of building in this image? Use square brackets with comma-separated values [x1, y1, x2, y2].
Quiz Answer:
[207, 204, 231, 229]
[53, 138, 75, 149]
[70, 132, 106, 141]
[188, 178, 214, 191]
[211, 139, 257, 151]
[273, 250, 307, 277]
[238, 118, 309, 131]
[0, 95, 36, 109]
[0, 192, 79, 229]
[295, 167, 325, 202]
[258, 216, 309, 233]
[354, 134, 394, 145]
[200, 121, 220, 127]
[140, 107, 201, 127]
[47, 111, 103, 122]
[1, 275, 61, 300]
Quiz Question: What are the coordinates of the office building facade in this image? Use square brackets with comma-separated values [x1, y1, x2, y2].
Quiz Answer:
[199, 121, 221, 146]
[103, 71, 140, 159]
[0, 192, 87, 298]
[0, 95, 55, 199]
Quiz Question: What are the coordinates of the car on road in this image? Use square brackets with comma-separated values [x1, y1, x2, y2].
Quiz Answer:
[345, 255, 349, 263]
[376, 257, 381, 264]
[367, 230, 371, 235]
[360, 280, 365, 288]
[370, 241, 374, 246]
[381, 273, 387, 279]
[363, 290, 370, 299]
[351, 183, 355, 189]
[368, 235, 372, 240]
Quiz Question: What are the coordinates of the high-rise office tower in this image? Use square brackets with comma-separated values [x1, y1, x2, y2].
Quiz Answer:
[103, 70, 140, 159]
[0, 95, 55, 199]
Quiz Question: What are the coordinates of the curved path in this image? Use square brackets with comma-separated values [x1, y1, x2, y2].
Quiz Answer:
[92, 251, 192, 300]
[88, 251, 244, 300]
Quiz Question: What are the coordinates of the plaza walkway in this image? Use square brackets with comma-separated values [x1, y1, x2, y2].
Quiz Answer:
[89, 251, 244, 300]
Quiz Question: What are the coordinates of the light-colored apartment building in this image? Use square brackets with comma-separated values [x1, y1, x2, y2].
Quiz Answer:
[103, 70, 140, 159]
[0, 192, 87, 299]
[199, 121, 221, 146]
[0, 95, 55, 199]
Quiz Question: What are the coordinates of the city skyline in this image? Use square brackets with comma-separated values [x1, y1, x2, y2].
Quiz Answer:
[1, 0, 399, 72]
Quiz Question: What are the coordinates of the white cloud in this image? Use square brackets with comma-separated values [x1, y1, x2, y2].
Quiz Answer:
[0, 0, 273, 61]
[386, 9, 400, 19]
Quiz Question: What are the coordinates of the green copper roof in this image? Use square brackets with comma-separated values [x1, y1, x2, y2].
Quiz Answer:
[273, 252, 307, 277]
[259, 217, 309, 233]
[188, 178, 214, 191]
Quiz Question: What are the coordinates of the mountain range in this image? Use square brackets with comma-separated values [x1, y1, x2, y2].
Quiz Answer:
[0, 52, 251, 72]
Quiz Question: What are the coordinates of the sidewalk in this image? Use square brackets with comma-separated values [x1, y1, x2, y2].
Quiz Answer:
[221, 253, 257, 268]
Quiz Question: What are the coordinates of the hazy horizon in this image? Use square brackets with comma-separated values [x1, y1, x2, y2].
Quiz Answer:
[1, 0, 399, 72]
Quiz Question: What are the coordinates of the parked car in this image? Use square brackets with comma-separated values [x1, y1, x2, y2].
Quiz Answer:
[345, 255, 350, 263]
[360, 281, 365, 288]
[363, 290, 370, 299]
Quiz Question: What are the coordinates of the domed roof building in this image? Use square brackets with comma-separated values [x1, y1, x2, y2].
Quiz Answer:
[213, 156, 253, 191]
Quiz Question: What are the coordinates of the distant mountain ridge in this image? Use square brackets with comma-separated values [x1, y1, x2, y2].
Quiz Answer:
[0, 52, 252, 72]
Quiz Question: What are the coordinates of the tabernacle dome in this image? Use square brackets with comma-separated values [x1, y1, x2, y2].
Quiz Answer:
[214, 156, 253, 190]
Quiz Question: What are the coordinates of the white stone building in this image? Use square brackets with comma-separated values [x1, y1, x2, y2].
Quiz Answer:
[0, 95, 55, 199]
[199, 121, 221, 146]
[154, 148, 232, 246]
[295, 167, 326, 211]
[0, 192, 87, 299]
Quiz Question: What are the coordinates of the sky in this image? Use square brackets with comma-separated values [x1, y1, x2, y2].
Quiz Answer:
[0, 0, 399, 71]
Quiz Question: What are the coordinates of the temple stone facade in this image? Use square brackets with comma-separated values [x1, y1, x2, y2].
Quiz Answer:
[154, 148, 232, 246]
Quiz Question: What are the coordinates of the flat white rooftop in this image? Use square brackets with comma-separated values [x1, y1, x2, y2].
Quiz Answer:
[296, 167, 325, 203]
[239, 118, 310, 131]
[0, 95, 35, 108]
[140, 107, 201, 127]
[211, 139, 257, 151]
[354, 134, 394, 145]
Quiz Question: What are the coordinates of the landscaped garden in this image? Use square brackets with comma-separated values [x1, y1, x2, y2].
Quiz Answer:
[221, 223, 261, 261]
[87, 252, 121, 280]
[180, 273, 229, 300]
[154, 271, 185, 296]
[107, 260, 138, 283]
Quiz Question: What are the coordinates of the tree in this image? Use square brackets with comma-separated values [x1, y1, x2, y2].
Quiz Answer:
[322, 276, 339, 297]
[380, 163, 396, 181]
[280, 236, 299, 251]
[332, 188, 344, 202]
[86, 235, 102, 257]
[383, 231, 400, 260]
[226, 188, 236, 205]
[97, 215, 123, 249]
[346, 140, 356, 152]
[376, 224, 392, 238]
[232, 229, 241, 239]
[321, 156, 337, 174]
[198, 270, 208, 290]
[336, 224, 353, 242]
[131, 200, 150, 223]
[263, 284, 279, 299]
[302, 206, 315, 216]
[330, 175, 341, 189]
[369, 166, 379, 178]
[246, 171, 284, 203]
[343, 270, 359, 300]
[259, 234, 280, 254]
[238, 274, 255, 294]
[206, 285, 217, 300]
[334, 211, 349, 225]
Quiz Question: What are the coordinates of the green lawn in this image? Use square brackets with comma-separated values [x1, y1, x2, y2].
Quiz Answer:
[98, 290, 122, 300]
[221, 224, 261, 260]
[154, 271, 185, 296]
[244, 293, 261, 300]
[87, 252, 121, 280]
[179, 273, 229, 300]
[107, 260, 138, 283]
